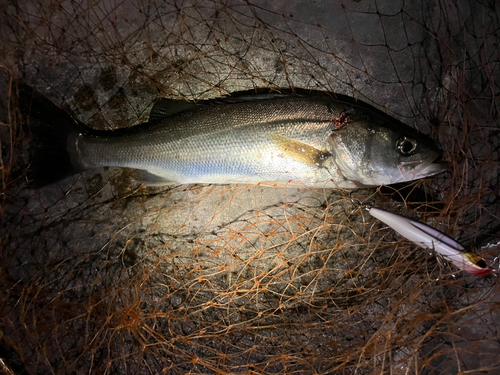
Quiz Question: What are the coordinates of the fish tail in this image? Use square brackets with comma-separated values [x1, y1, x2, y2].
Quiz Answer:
[18, 83, 86, 188]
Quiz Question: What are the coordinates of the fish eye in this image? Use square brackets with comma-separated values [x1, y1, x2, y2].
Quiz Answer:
[397, 137, 417, 155]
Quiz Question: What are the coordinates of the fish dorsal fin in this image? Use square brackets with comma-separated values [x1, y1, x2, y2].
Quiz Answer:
[149, 93, 292, 121]
[149, 99, 200, 121]
[269, 133, 331, 168]
[207, 93, 289, 104]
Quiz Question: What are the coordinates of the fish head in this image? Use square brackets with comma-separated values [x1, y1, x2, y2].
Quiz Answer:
[327, 111, 447, 186]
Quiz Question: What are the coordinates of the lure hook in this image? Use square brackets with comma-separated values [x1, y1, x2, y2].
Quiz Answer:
[348, 192, 372, 215]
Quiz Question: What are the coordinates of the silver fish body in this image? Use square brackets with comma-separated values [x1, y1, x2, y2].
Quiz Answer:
[22, 87, 446, 188]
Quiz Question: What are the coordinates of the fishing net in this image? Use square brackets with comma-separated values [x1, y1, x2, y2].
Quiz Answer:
[1, 0, 499, 373]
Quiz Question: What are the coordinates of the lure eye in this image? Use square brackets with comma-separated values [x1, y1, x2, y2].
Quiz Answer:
[397, 137, 417, 155]
[465, 253, 490, 270]
[467, 253, 488, 269]
[475, 258, 488, 269]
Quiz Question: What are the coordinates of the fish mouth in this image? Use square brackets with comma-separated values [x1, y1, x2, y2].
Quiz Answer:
[399, 154, 449, 181]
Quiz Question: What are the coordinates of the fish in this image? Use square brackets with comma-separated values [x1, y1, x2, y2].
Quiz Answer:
[367, 206, 492, 276]
[19, 85, 447, 189]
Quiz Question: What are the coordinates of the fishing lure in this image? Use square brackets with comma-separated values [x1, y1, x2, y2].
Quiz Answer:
[355, 202, 492, 276]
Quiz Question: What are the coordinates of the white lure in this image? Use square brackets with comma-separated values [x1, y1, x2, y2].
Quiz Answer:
[368, 207, 492, 276]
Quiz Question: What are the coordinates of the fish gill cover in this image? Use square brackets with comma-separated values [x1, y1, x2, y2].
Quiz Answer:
[0, 0, 499, 374]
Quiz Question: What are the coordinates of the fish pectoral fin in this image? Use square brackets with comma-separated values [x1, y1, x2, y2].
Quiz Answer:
[136, 170, 175, 186]
[149, 99, 200, 122]
[269, 133, 331, 168]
